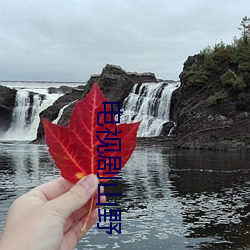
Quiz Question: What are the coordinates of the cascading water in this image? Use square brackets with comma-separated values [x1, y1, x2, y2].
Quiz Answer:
[1, 89, 62, 141]
[0, 80, 178, 140]
[121, 81, 180, 137]
[52, 100, 77, 124]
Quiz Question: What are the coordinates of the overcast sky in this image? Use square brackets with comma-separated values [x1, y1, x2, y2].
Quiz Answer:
[0, 0, 249, 82]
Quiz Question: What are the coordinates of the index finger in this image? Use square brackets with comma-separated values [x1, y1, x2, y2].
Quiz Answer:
[34, 177, 74, 201]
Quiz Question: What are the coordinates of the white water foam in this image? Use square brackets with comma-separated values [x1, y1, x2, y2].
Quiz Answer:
[52, 100, 78, 124]
[121, 81, 180, 137]
[1, 88, 62, 141]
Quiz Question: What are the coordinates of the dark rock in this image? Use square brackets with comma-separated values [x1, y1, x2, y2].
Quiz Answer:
[48, 86, 71, 94]
[170, 87, 181, 122]
[178, 54, 204, 87]
[160, 122, 175, 136]
[235, 112, 249, 122]
[0, 85, 17, 133]
[26, 92, 46, 124]
[0, 86, 47, 135]
[48, 85, 85, 94]
[35, 64, 159, 140]
[36, 88, 84, 139]
[87, 64, 158, 104]
[136, 136, 175, 148]
[77, 85, 85, 90]
[175, 54, 250, 151]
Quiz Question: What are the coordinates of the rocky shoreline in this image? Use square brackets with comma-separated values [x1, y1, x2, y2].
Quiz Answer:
[172, 55, 250, 151]
[1, 61, 250, 151]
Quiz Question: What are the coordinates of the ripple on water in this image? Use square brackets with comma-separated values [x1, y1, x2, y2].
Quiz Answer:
[1, 144, 250, 249]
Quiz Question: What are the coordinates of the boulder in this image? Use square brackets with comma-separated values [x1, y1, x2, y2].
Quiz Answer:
[87, 64, 158, 104]
[160, 122, 175, 136]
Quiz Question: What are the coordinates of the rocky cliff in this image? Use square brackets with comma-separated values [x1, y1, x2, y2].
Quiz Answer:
[0, 85, 17, 133]
[174, 54, 250, 150]
[3, 55, 249, 151]
[86, 64, 157, 103]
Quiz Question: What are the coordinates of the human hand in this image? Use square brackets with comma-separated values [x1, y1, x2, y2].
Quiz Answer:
[0, 174, 105, 250]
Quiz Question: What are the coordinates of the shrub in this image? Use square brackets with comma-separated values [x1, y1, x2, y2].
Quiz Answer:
[207, 91, 228, 106]
[186, 64, 209, 86]
[200, 46, 213, 55]
[238, 91, 247, 100]
[233, 76, 246, 91]
[221, 71, 235, 86]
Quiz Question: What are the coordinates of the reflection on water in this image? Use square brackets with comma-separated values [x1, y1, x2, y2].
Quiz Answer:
[170, 150, 250, 249]
[0, 143, 250, 249]
[81, 146, 187, 249]
[0, 142, 59, 230]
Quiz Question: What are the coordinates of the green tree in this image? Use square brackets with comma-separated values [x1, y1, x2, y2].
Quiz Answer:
[238, 16, 250, 44]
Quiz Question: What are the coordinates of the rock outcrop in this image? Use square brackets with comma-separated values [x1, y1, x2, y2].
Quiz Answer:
[0, 85, 17, 133]
[32, 53, 250, 151]
[35, 64, 158, 140]
[87, 64, 158, 103]
[159, 122, 175, 136]
[36, 87, 85, 139]
[174, 55, 250, 150]
[48, 85, 85, 94]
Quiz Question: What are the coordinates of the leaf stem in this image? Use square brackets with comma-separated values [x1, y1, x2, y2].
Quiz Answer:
[80, 196, 95, 232]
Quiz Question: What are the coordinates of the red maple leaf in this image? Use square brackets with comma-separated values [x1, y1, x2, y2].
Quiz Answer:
[42, 83, 140, 183]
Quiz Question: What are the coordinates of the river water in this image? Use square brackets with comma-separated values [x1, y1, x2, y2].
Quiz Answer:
[0, 142, 250, 249]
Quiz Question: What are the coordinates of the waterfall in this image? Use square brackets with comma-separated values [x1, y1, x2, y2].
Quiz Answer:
[1, 89, 62, 141]
[52, 100, 77, 124]
[121, 81, 180, 137]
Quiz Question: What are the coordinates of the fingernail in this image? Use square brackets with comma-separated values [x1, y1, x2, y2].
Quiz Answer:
[78, 174, 98, 190]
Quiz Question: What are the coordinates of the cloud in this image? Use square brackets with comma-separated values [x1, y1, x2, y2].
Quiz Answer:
[0, 0, 249, 81]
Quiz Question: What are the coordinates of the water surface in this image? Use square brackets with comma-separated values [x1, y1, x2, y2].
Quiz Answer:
[0, 142, 250, 249]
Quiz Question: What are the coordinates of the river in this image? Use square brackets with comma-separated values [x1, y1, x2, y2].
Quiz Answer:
[0, 142, 250, 249]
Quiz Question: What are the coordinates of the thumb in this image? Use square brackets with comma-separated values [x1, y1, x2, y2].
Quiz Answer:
[48, 174, 99, 219]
